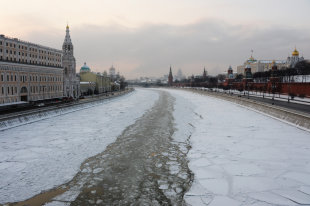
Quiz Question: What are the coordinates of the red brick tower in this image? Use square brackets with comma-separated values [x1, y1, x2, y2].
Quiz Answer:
[168, 66, 173, 86]
[202, 67, 207, 81]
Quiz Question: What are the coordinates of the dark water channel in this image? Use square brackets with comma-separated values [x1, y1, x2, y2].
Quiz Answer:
[61, 91, 193, 205]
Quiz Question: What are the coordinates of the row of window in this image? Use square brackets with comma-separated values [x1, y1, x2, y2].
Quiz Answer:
[0, 40, 62, 57]
[1, 73, 62, 82]
[0, 56, 62, 67]
[30, 85, 63, 93]
[0, 50, 61, 62]
[1, 86, 17, 95]
[1, 85, 63, 96]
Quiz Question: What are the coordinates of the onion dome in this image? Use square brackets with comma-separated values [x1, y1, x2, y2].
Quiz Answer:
[292, 48, 299, 56]
[80, 62, 91, 72]
[228, 65, 233, 71]
[247, 55, 257, 63]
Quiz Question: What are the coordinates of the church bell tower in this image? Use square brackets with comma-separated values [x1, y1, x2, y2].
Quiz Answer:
[62, 25, 79, 98]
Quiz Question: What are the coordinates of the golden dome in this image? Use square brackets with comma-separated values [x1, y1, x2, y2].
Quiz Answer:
[292, 48, 299, 56]
[66, 24, 69, 29]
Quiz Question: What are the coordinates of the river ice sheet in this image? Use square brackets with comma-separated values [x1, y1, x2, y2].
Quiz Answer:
[1, 88, 310, 206]
[0, 89, 159, 204]
[164, 89, 310, 206]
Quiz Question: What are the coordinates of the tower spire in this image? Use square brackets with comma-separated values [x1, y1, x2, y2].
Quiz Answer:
[64, 24, 71, 43]
[63, 24, 73, 55]
[62, 24, 78, 99]
[168, 66, 173, 86]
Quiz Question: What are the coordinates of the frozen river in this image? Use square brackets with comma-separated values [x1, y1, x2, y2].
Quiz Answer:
[1, 88, 310, 206]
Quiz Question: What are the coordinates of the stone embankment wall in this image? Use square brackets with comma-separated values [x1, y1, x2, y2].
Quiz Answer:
[187, 88, 310, 131]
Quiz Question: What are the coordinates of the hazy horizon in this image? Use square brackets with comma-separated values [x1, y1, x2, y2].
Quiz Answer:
[1, 0, 310, 79]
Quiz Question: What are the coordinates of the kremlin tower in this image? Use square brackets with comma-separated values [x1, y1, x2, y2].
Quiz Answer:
[168, 66, 173, 86]
[202, 67, 207, 81]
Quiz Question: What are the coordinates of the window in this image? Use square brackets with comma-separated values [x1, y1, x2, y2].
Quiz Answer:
[7, 75, 9, 81]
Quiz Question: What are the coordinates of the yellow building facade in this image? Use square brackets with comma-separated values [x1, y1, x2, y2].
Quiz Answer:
[79, 63, 111, 95]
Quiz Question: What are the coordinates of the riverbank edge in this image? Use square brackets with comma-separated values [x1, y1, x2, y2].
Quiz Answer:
[0, 88, 134, 131]
[180, 88, 310, 131]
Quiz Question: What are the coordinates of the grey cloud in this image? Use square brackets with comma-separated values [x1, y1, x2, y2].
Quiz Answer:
[24, 20, 310, 79]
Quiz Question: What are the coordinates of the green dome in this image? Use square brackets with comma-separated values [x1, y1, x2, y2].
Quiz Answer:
[80, 62, 90, 72]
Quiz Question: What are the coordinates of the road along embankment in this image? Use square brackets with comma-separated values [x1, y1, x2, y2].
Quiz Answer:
[186, 88, 310, 131]
[0, 89, 133, 131]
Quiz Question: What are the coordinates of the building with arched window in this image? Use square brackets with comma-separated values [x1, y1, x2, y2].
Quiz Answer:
[0, 34, 63, 104]
[237, 48, 305, 75]
[0, 25, 80, 104]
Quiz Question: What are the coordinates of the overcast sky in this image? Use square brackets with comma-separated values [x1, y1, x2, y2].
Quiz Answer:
[1, 0, 310, 79]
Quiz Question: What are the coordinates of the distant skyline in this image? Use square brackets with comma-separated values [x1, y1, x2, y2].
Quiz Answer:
[1, 0, 310, 79]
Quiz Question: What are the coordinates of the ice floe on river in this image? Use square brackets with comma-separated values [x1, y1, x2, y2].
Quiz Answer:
[0, 89, 159, 204]
[165, 89, 310, 206]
